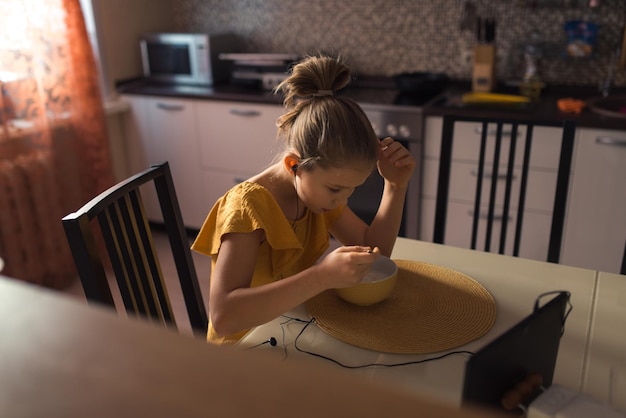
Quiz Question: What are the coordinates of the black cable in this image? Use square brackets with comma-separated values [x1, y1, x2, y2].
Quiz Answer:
[246, 337, 277, 350]
[275, 290, 573, 369]
[533, 290, 572, 336]
[290, 316, 474, 369]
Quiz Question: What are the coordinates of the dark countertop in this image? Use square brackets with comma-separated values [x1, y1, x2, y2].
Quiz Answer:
[425, 82, 626, 131]
[117, 78, 626, 131]
[118, 79, 283, 105]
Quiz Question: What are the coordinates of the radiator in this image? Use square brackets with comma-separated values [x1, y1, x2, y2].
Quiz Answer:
[0, 151, 76, 289]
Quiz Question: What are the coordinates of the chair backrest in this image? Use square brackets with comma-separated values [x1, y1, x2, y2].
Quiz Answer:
[62, 162, 208, 336]
[433, 115, 576, 264]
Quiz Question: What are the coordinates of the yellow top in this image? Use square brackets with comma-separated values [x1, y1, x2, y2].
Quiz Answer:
[191, 181, 344, 345]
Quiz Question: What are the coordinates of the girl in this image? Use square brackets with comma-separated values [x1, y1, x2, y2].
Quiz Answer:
[191, 54, 415, 344]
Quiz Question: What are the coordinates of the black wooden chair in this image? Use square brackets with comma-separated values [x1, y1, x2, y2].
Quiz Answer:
[62, 162, 208, 336]
[433, 115, 576, 264]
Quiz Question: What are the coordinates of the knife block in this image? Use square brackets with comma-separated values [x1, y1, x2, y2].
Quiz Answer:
[472, 45, 496, 92]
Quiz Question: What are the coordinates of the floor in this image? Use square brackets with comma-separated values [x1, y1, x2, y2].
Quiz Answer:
[63, 230, 213, 336]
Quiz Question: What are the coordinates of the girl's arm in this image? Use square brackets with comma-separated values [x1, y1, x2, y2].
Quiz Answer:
[330, 137, 415, 257]
[209, 230, 377, 336]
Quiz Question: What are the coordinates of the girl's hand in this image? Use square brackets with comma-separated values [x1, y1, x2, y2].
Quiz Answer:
[315, 246, 379, 289]
[377, 137, 416, 188]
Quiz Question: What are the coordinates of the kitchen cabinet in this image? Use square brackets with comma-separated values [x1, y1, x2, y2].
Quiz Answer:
[195, 100, 284, 212]
[561, 128, 626, 274]
[420, 116, 566, 262]
[122, 95, 284, 230]
[122, 95, 207, 228]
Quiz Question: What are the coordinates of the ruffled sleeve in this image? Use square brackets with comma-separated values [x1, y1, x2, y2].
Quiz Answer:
[192, 182, 344, 278]
[192, 182, 300, 255]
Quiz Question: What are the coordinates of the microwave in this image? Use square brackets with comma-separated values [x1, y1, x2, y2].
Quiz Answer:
[140, 33, 238, 86]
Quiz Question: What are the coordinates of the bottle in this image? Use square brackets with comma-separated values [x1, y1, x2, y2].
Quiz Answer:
[520, 44, 543, 99]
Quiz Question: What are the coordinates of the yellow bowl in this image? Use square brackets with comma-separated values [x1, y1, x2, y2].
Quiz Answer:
[335, 256, 398, 306]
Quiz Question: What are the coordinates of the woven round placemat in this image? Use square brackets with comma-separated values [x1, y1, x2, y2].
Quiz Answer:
[305, 260, 496, 354]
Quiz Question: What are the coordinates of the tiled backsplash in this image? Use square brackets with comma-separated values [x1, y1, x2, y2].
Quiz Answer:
[174, 0, 625, 87]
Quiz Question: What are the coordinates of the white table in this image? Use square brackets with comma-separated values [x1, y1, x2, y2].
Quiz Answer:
[582, 271, 626, 411]
[240, 238, 600, 408]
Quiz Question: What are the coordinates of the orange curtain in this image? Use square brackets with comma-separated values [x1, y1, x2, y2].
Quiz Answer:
[0, 0, 114, 289]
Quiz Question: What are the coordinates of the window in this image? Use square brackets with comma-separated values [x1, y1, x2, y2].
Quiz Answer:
[79, 0, 111, 100]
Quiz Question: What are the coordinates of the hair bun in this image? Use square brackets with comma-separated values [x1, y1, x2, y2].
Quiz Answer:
[312, 90, 333, 97]
[275, 54, 350, 106]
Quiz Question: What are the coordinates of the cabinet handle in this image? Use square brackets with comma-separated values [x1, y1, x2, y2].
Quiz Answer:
[156, 103, 185, 111]
[229, 109, 261, 117]
[595, 136, 626, 147]
[473, 127, 522, 137]
[467, 210, 511, 221]
[470, 168, 516, 180]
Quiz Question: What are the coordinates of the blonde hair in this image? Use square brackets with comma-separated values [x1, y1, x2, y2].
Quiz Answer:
[274, 54, 378, 172]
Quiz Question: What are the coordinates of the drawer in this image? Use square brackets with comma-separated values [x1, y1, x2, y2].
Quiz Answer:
[424, 119, 563, 170]
[419, 197, 553, 262]
[422, 159, 558, 212]
[196, 101, 283, 172]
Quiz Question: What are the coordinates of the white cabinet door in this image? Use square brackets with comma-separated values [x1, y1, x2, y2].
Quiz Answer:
[121, 97, 284, 230]
[122, 95, 162, 223]
[421, 198, 552, 260]
[195, 101, 284, 213]
[121, 95, 206, 228]
[562, 129, 626, 274]
[123, 95, 151, 175]
[147, 97, 209, 229]
[420, 116, 565, 262]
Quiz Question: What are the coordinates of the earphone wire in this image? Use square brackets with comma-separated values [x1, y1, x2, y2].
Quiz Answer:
[291, 170, 299, 230]
[273, 291, 574, 368]
[279, 315, 306, 359]
[282, 316, 474, 369]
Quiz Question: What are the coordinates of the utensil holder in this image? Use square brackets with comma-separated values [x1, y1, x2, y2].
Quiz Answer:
[472, 45, 496, 92]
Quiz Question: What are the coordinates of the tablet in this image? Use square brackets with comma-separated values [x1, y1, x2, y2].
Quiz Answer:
[462, 291, 570, 413]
